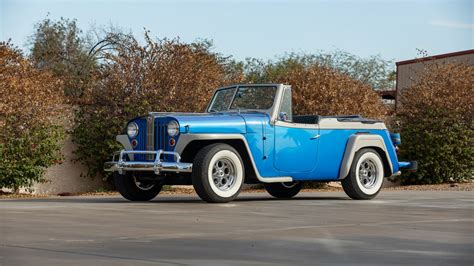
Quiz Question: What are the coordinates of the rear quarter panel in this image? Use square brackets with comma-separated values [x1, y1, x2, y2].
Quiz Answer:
[294, 129, 398, 181]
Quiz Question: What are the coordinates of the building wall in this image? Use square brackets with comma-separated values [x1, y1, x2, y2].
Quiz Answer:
[32, 136, 113, 195]
[396, 51, 474, 108]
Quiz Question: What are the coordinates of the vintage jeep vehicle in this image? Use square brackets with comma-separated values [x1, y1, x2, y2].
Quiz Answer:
[104, 84, 416, 203]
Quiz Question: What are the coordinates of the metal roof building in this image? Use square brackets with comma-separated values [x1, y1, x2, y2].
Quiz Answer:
[382, 49, 474, 111]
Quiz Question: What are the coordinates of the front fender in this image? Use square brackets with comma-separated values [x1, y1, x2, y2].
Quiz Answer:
[116, 134, 134, 160]
[175, 133, 292, 183]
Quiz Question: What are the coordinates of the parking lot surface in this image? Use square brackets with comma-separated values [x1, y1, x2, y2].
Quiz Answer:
[1, 190, 473, 265]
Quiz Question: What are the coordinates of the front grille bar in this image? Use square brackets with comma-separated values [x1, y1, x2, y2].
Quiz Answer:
[146, 115, 155, 160]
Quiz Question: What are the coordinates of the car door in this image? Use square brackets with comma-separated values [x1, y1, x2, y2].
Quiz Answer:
[273, 121, 319, 173]
[272, 86, 319, 173]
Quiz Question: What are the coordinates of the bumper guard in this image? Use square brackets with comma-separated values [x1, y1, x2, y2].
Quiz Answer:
[104, 150, 192, 175]
[399, 161, 418, 171]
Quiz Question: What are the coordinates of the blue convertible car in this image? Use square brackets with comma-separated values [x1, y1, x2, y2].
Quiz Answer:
[104, 84, 416, 203]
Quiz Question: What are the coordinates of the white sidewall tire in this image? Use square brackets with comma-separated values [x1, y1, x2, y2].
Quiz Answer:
[355, 152, 384, 195]
[207, 150, 244, 198]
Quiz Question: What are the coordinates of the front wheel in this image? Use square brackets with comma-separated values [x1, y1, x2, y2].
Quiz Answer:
[192, 143, 244, 203]
[342, 148, 384, 200]
[264, 182, 302, 199]
[113, 172, 162, 201]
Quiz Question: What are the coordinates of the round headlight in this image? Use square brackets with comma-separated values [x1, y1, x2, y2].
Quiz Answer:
[127, 122, 139, 138]
[167, 120, 179, 137]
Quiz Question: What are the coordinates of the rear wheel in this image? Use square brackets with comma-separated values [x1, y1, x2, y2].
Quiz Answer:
[342, 148, 384, 200]
[264, 182, 302, 199]
[192, 143, 244, 203]
[113, 172, 162, 201]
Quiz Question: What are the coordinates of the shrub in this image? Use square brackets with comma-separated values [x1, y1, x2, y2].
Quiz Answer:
[29, 17, 96, 99]
[243, 56, 387, 118]
[73, 32, 233, 177]
[241, 52, 394, 90]
[397, 62, 473, 184]
[0, 42, 65, 191]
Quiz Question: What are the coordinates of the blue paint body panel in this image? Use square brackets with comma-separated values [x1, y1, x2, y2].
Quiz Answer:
[170, 114, 246, 134]
[273, 125, 319, 173]
[125, 111, 404, 181]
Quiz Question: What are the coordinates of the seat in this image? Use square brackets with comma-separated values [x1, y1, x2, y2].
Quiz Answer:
[292, 115, 320, 124]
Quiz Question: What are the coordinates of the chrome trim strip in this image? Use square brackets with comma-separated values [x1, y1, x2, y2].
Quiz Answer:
[104, 149, 192, 174]
[175, 133, 293, 183]
[319, 118, 387, 130]
[338, 134, 393, 179]
[146, 115, 155, 160]
[274, 120, 319, 129]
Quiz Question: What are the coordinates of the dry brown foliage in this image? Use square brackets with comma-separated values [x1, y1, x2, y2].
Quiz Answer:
[0, 42, 64, 139]
[292, 66, 387, 118]
[398, 62, 473, 123]
[0, 42, 66, 190]
[85, 33, 231, 113]
[245, 61, 387, 119]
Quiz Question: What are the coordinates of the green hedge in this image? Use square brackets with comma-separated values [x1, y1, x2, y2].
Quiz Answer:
[399, 116, 473, 184]
[397, 62, 473, 184]
[0, 126, 64, 191]
[0, 42, 66, 191]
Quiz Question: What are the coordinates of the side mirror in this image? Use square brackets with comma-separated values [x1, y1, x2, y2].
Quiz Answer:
[278, 112, 288, 121]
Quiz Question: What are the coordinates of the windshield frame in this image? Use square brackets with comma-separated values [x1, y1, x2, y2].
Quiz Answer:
[206, 84, 280, 114]
[207, 86, 238, 113]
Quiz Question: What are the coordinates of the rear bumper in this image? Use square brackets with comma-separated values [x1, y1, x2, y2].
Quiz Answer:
[398, 161, 418, 171]
[104, 149, 192, 175]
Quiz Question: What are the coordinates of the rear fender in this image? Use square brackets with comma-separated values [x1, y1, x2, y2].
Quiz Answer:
[339, 134, 393, 179]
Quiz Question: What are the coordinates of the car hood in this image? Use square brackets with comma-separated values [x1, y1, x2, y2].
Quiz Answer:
[154, 112, 247, 134]
[151, 112, 270, 134]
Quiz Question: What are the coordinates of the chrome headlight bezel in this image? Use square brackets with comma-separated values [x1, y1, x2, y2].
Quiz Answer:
[126, 122, 139, 138]
[167, 120, 179, 137]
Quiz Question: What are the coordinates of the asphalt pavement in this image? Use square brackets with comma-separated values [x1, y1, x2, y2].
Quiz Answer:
[1, 190, 473, 265]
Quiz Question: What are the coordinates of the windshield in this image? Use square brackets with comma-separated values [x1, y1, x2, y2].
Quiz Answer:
[208, 86, 277, 112]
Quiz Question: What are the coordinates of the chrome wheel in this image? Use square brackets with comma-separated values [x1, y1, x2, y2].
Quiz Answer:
[133, 176, 155, 191]
[358, 159, 378, 189]
[211, 158, 236, 191]
[342, 149, 384, 200]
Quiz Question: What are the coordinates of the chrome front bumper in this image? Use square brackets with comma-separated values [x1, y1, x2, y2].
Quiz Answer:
[104, 150, 192, 175]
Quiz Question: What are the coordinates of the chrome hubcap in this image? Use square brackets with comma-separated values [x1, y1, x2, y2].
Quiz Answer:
[133, 176, 155, 191]
[358, 159, 378, 189]
[212, 158, 236, 191]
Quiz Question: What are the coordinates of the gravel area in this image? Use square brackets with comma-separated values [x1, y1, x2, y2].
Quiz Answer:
[1, 182, 472, 199]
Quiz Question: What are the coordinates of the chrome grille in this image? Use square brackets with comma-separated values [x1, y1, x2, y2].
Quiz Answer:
[156, 122, 167, 150]
[146, 115, 154, 160]
[155, 121, 170, 161]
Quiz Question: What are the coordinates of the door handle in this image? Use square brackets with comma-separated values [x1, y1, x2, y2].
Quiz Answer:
[310, 134, 320, 140]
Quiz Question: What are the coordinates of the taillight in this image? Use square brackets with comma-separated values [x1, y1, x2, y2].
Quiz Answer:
[390, 133, 401, 146]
